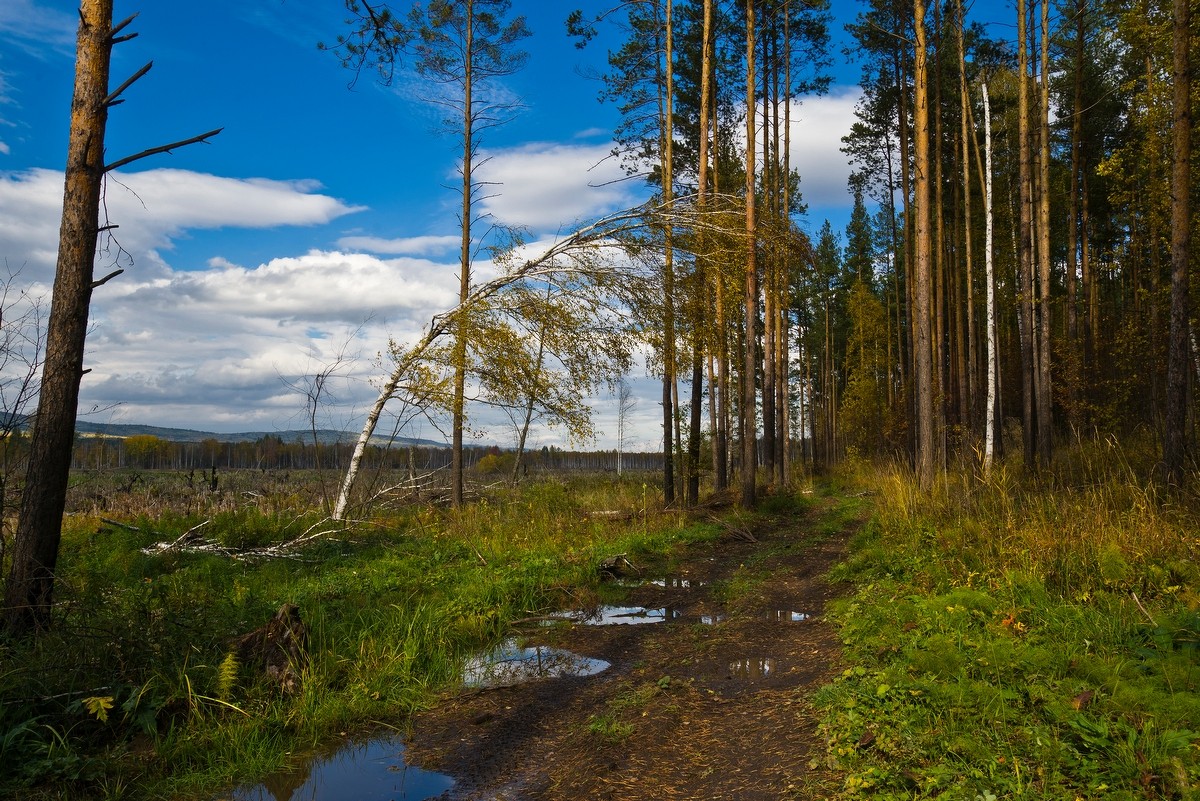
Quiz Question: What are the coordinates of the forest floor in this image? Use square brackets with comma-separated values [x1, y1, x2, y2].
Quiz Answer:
[405, 496, 859, 800]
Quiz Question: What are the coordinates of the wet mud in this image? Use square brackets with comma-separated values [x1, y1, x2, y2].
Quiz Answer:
[405, 503, 856, 801]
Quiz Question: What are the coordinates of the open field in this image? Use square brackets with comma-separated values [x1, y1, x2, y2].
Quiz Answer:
[1, 448, 1198, 800]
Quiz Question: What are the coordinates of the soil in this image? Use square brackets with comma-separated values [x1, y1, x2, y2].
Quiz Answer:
[405, 499, 859, 800]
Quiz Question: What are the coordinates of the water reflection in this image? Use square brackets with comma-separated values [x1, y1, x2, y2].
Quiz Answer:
[728, 658, 777, 679]
[562, 605, 680, 625]
[463, 638, 610, 688]
[766, 610, 810, 622]
[224, 734, 453, 801]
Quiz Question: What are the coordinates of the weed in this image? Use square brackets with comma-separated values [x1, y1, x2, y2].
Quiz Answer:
[816, 449, 1200, 799]
[0, 471, 703, 800]
[586, 714, 635, 742]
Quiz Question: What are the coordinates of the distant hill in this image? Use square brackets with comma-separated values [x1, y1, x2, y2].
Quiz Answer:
[71, 420, 445, 448]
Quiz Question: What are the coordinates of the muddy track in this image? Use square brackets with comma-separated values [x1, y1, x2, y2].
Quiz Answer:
[406, 503, 857, 800]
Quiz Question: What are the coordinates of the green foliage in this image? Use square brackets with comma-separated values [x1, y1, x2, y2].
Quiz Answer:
[817, 456, 1200, 799]
[0, 472, 702, 800]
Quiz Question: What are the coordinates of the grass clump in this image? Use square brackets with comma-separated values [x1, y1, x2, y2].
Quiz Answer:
[817, 450, 1200, 799]
[0, 469, 706, 801]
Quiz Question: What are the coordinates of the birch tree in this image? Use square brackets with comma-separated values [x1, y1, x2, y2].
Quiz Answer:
[331, 203, 661, 520]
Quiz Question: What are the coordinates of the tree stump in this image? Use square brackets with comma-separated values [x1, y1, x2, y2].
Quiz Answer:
[233, 603, 309, 694]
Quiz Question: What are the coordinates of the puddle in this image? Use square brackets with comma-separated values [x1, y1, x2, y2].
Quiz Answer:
[649, 577, 705, 588]
[766, 611, 811, 622]
[557, 605, 681, 625]
[728, 658, 778, 679]
[463, 638, 610, 688]
[224, 733, 453, 801]
[614, 577, 705, 589]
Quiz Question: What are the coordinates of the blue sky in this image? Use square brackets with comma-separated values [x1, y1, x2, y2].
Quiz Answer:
[0, 0, 866, 449]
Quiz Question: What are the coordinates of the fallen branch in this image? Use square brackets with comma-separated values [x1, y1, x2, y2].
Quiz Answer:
[706, 515, 758, 543]
[139, 518, 343, 561]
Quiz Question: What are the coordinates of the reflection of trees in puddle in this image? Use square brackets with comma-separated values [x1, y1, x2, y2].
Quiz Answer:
[464, 639, 610, 688]
[613, 577, 706, 589]
[728, 658, 777, 679]
[765, 610, 810, 622]
[567, 605, 678, 625]
[228, 734, 454, 801]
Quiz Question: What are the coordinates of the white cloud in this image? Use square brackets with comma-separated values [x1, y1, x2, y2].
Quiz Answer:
[475, 141, 643, 232]
[0, 0, 76, 57]
[79, 248, 463, 435]
[788, 85, 862, 216]
[0, 167, 365, 282]
[337, 234, 461, 256]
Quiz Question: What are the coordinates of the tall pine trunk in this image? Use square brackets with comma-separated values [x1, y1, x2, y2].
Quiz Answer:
[1164, 0, 1191, 482]
[740, 0, 758, 508]
[913, 0, 935, 488]
[4, 0, 113, 635]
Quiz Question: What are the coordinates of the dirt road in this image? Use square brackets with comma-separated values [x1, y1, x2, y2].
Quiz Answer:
[407, 502, 856, 800]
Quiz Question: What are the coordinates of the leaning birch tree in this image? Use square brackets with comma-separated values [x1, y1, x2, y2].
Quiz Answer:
[3, 3, 219, 636]
[331, 203, 662, 520]
[326, 0, 530, 507]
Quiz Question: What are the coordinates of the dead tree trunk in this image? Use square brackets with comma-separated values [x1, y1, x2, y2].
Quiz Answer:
[3, 5, 219, 636]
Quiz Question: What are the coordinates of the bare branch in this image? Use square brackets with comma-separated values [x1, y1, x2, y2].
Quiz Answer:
[109, 12, 138, 40]
[103, 127, 223, 173]
[91, 268, 124, 289]
[105, 60, 152, 107]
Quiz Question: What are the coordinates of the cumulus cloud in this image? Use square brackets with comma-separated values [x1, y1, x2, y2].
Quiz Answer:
[0, 167, 365, 282]
[788, 85, 862, 216]
[80, 247, 463, 434]
[475, 141, 643, 233]
[337, 234, 461, 256]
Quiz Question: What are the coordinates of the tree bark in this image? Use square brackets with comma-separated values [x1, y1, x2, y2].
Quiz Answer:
[4, 0, 113, 635]
[913, 0, 935, 488]
[660, 0, 678, 507]
[450, 0, 476, 508]
[1035, 0, 1054, 466]
[1163, 0, 1191, 483]
[983, 82, 997, 472]
[740, 0, 758, 509]
[1016, 0, 1037, 468]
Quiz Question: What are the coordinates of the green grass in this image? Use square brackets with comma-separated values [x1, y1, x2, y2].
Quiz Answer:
[815, 451, 1200, 800]
[0, 469, 719, 801]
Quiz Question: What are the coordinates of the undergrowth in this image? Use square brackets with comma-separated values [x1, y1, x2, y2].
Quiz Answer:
[816, 446, 1200, 799]
[0, 470, 715, 801]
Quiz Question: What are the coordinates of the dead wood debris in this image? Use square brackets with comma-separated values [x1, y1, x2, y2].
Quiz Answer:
[231, 603, 309, 693]
[705, 515, 758, 543]
[128, 517, 341, 560]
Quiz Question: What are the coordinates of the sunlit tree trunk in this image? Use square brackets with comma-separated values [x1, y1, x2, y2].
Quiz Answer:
[689, 0, 715, 505]
[450, 2, 476, 507]
[1016, 0, 1037, 468]
[778, 3, 792, 485]
[913, 0, 935, 488]
[740, 0, 758, 508]
[983, 82, 997, 472]
[956, 0, 975, 443]
[660, 0, 678, 507]
[1035, 0, 1053, 466]
[3, 0, 114, 635]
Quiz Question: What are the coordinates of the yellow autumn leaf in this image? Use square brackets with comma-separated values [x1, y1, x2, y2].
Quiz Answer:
[83, 695, 114, 723]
